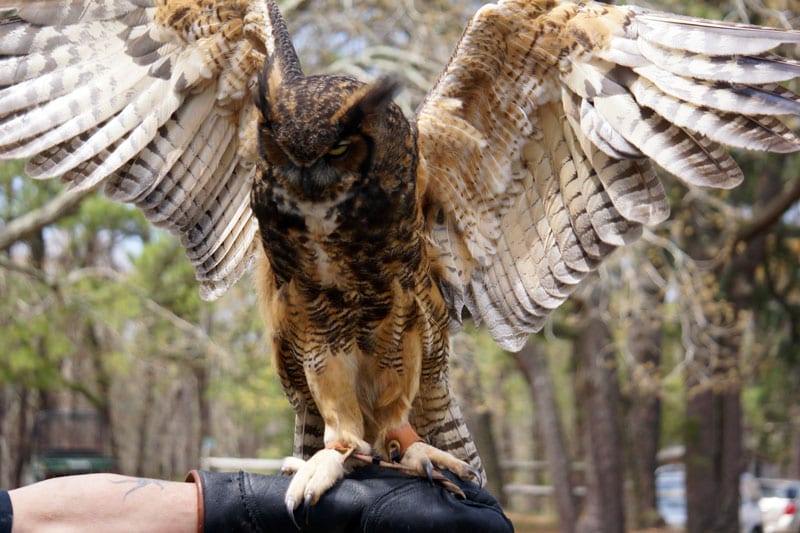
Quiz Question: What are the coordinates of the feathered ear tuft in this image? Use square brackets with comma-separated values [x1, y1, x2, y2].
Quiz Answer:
[257, 60, 271, 121]
[254, 0, 303, 121]
[333, 74, 404, 130]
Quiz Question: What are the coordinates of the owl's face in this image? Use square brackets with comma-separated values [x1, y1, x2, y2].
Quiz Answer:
[256, 74, 416, 202]
[251, 72, 422, 288]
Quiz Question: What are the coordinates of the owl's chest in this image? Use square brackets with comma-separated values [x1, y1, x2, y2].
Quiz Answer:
[279, 192, 354, 287]
[252, 175, 435, 351]
[252, 178, 422, 292]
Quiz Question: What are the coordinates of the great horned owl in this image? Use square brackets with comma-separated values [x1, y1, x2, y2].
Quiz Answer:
[1, 0, 799, 512]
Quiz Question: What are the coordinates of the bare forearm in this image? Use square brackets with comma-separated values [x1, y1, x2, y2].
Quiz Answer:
[8, 474, 197, 533]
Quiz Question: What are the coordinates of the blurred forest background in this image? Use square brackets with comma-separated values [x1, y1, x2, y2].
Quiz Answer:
[1, 0, 799, 532]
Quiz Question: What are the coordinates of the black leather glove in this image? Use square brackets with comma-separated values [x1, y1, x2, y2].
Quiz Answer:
[187, 465, 513, 532]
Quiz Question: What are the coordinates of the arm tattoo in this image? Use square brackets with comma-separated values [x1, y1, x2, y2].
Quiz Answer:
[110, 478, 166, 501]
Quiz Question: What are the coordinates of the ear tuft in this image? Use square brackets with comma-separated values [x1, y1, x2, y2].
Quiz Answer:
[334, 74, 404, 129]
[357, 74, 403, 115]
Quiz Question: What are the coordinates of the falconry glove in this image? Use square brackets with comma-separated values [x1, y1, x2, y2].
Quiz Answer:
[187, 465, 513, 533]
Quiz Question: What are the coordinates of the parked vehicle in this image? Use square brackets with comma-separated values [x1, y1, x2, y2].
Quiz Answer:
[29, 411, 116, 481]
[741, 473, 765, 533]
[655, 464, 686, 527]
[759, 478, 800, 533]
[655, 465, 764, 533]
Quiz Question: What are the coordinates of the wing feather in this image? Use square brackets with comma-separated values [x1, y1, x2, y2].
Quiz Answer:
[634, 11, 800, 55]
[628, 77, 800, 154]
[418, 0, 800, 351]
[636, 39, 800, 84]
[0, 0, 273, 299]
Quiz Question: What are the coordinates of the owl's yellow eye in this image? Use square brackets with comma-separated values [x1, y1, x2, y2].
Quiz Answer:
[327, 140, 350, 157]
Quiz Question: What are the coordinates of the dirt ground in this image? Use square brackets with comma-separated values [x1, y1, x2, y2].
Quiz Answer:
[506, 513, 678, 533]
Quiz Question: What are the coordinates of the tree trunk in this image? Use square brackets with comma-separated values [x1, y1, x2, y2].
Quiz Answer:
[717, 387, 743, 533]
[684, 375, 742, 533]
[471, 409, 505, 504]
[195, 362, 211, 443]
[791, 405, 800, 479]
[13, 388, 33, 487]
[574, 307, 625, 533]
[85, 322, 119, 467]
[0, 388, 7, 487]
[683, 282, 744, 533]
[625, 276, 664, 528]
[513, 342, 578, 533]
[683, 164, 784, 532]
[135, 366, 156, 477]
[450, 334, 505, 505]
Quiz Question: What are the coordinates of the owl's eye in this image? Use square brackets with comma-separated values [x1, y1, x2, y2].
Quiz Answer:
[327, 140, 351, 157]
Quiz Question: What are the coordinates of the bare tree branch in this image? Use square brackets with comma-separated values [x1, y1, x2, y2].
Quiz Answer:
[0, 186, 94, 252]
[736, 178, 800, 245]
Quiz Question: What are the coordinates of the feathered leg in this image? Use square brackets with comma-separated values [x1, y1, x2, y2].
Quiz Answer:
[283, 349, 369, 513]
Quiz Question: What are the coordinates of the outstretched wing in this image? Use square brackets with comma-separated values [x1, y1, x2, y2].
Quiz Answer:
[0, 0, 281, 299]
[417, 0, 800, 351]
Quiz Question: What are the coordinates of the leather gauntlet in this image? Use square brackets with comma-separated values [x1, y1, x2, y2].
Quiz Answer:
[186, 465, 511, 533]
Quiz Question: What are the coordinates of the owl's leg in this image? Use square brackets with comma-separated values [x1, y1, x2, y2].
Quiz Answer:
[284, 352, 369, 514]
[385, 422, 482, 487]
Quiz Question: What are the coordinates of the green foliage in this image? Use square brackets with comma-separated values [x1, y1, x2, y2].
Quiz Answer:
[211, 344, 295, 457]
[743, 360, 800, 467]
[65, 194, 149, 238]
[0, 158, 295, 474]
[661, 371, 688, 448]
[0, 161, 61, 218]
[130, 232, 200, 321]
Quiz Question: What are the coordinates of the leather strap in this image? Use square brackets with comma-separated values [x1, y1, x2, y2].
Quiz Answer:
[185, 470, 205, 533]
[385, 423, 423, 461]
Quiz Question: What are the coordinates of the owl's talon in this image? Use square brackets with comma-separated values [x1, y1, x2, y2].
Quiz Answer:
[440, 478, 467, 499]
[303, 493, 314, 526]
[285, 499, 300, 530]
[423, 459, 434, 484]
[466, 464, 483, 485]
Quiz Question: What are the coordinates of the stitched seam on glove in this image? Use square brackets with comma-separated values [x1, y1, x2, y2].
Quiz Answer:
[237, 471, 264, 533]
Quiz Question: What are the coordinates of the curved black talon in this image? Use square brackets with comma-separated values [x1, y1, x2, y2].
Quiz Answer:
[439, 477, 467, 499]
[423, 459, 435, 485]
[286, 499, 301, 530]
[303, 493, 313, 526]
[466, 464, 484, 486]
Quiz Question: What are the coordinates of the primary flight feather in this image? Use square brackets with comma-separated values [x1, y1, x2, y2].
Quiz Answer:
[1, 0, 798, 510]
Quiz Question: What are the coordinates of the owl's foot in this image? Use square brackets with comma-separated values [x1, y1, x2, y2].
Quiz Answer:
[284, 447, 350, 510]
[283, 442, 366, 528]
[349, 423, 482, 498]
[350, 440, 482, 499]
[385, 423, 482, 487]
[401, 441, 483, 487]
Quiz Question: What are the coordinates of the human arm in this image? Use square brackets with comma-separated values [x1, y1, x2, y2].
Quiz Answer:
[7, 474, 197, 533]
[5, 466, 512, 532]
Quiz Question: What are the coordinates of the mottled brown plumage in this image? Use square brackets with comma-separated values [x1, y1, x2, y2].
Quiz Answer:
[1, 0, 799, 510]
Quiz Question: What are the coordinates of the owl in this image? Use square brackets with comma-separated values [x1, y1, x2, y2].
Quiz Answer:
[1, 0, 799, 514]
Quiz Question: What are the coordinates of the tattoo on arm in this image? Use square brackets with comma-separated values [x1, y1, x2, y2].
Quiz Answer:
[110, 478, 166, 501]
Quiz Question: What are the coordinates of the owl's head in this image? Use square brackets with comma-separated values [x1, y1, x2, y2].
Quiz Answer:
[250, 1, 418, 204]
[256, 66, 415, 200]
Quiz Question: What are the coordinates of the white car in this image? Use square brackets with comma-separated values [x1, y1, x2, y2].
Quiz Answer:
[759, 479, 800, 533]
[741, 473, 764, 533]
[655, 466, 764, 533]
